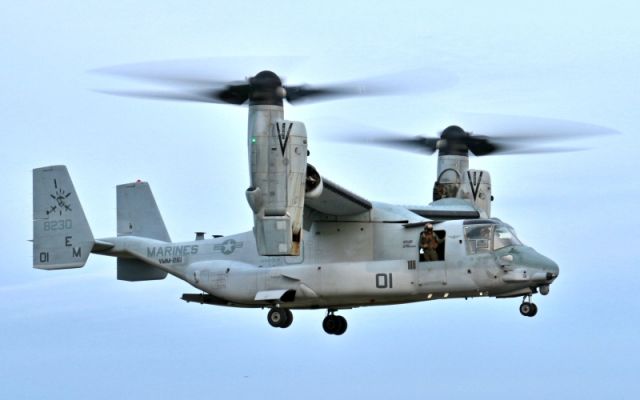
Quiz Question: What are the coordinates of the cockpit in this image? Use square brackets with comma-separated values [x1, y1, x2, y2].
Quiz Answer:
[463, 220, 523, 254]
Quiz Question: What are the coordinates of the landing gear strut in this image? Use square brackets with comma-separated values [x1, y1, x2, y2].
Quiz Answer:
[519, 296, 538, 317]
[267, 307, 293, 328]
[322, 310, 347, 335]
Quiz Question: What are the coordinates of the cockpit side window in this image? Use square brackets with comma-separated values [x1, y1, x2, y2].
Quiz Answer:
[464, 224, 493, 254]
[492, 225, 522, 250]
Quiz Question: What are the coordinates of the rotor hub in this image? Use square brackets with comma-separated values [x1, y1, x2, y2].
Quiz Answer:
[439, 125, 470, 156]
[247, 70, 286, 106]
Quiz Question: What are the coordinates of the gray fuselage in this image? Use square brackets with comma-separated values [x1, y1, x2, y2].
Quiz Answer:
[98, 203, 559, 310]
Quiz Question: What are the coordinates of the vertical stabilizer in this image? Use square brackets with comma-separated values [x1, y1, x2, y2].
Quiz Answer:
[33, 166, 94, 269]
[116, 181, 169, 281]
[117, 182, 170, 241]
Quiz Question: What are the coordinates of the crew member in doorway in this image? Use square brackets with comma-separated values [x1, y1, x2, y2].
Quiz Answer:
[420, 223, 443, 261]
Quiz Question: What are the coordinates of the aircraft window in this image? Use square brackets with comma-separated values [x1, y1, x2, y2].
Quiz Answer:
[464, 225, 493, 254]
[492, 225, 522, 250]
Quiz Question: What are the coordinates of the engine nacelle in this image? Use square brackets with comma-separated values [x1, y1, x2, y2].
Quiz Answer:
[305, 163, 323, 199]
[246, 119, 307, 256]
[459, 169, 492, 217]
[432, 155, 492, 217]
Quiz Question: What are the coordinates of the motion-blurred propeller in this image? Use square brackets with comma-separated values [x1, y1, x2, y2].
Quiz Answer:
[335, 114, 619, 156]
[92, 58, 457, 106]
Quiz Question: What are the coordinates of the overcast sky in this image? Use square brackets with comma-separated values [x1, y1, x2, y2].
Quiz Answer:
[1, 1, 639, 398]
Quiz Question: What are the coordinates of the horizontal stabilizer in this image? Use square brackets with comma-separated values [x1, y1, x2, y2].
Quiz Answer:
[117, 258, 167, 281]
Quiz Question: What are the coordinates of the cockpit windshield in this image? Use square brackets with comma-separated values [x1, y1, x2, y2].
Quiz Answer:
[463, 220, 523, 254]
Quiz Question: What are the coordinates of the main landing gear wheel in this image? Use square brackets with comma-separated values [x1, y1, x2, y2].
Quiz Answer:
[322, 312, 347, 335]
[267, 308, 293, 328]
[519, 301, 538, 317]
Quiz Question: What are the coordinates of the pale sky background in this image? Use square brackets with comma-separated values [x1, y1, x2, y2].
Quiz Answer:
[1, 1, 639, 398]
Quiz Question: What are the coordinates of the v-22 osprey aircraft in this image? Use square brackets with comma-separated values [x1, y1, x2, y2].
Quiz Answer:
[33, 69, 564, 335]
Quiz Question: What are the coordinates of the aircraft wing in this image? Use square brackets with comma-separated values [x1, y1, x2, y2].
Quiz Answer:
[303, 179, 480, 220]
[305, 177, 372, 216]
[407, 198, 480, 220]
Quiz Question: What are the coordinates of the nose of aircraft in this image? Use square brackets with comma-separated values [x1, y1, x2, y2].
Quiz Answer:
[522, 248, 560, 282]
[541, 252, 558, 274]
[517, 247, 559, 281]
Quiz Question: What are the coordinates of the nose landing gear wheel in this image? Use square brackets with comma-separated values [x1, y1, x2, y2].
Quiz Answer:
[281, 308, 293, 328]
[322, 313, 348, 335]
[519, 301, 538, 317]
[267, 308, 293, 328]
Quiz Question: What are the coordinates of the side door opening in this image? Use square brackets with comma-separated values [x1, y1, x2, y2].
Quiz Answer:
[419, 229, 446, 262]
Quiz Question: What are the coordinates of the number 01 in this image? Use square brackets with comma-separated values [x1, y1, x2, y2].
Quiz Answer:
[376, 273, 393, 289]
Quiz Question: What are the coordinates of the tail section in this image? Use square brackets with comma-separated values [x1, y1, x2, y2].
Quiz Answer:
[33, 166, 94, 269]
[117, 182, 170, 241]
[116, 182, 169, 281]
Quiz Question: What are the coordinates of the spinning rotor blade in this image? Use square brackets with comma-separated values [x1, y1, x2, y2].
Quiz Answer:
[339, 133, 441, 155]
[94, 58, 291, 106]
[285, 85, 363, 104]
[284, 68, 456, 104]
[460, 134, 585, 156]
[94, 89, 231, 104]
[92, 56, 302, 87]
[333, 115, 618, 156]
[456, 115, 618, 156]
[95, 81, 253, 105]
[456, 113, 619, 140]
[92, 59, 457, 106]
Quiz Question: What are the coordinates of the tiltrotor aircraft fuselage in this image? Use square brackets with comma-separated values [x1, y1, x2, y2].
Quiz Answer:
[33, 70, 559, 335]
